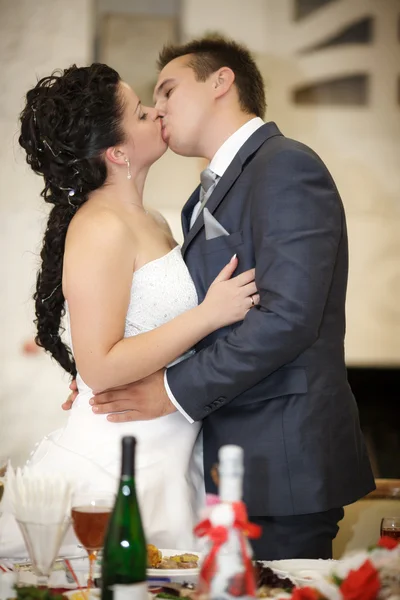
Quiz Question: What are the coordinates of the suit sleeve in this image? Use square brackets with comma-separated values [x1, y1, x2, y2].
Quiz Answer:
[166, 147, 343, 421]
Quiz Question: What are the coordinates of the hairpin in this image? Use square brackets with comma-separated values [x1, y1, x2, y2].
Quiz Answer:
[68, 189, 77, 207]
[60, 186, 77, 207]
[42, 138, 61, 157]
[41, 283, 61, 302]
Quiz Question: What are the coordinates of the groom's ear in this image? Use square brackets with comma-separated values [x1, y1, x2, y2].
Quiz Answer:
[105, 146, 125, 166]
[212, 67, 235, 99]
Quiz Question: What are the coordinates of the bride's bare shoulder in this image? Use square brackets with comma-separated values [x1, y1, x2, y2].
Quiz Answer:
[71, 202, 130, 231]
[65, 203, 134, 252]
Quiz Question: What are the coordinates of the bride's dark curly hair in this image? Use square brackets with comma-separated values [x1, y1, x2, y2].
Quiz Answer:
[19, 63, 126, 377]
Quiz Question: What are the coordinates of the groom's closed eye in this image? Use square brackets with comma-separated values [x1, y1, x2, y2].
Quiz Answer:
[153, 77, 176, 103]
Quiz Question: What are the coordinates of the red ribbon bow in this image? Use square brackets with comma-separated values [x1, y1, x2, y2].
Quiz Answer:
[232, 501, 262, 540]
[194, 501, 261, 596]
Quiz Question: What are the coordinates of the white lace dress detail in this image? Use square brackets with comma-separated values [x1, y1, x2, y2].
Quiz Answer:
[0, 246, 204, 557]
[125, 246, 199, 337]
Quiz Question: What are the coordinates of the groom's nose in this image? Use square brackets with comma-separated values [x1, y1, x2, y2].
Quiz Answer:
[154, 98, 165, 115]
[147, 106, 161, 121]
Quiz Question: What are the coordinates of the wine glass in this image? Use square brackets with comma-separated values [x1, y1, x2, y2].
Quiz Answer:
[71, 492, 114, 590]
[16, 518, 71, 587]
[380, 516, 400, 541]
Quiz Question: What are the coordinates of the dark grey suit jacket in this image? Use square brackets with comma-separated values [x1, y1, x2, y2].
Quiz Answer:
[167, 122, 375, 517]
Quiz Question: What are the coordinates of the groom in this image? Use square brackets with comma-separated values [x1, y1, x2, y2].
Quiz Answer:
[65, 36, 375, 559]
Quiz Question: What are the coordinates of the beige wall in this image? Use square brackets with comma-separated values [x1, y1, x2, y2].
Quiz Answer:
[0, 0, 94, 464]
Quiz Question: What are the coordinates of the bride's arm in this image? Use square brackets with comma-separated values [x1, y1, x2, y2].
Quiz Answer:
[64, 209, 256, 392]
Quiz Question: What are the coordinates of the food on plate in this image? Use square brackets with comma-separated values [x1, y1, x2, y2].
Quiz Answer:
[154, 564, 295, 599]
[162, 554, 199, 569]
[147, 545, 199, 570]
[254, 563, 295, 597]
[147, 544, 163, 568]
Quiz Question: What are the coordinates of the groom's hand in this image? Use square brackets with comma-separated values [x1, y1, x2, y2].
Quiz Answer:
[90, 369, 176, 422]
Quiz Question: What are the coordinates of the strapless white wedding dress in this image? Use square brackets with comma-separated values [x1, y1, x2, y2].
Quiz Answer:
[0, 246, 204, 557]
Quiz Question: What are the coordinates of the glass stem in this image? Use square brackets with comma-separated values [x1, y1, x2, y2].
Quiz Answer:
[88, 550, 98, 589]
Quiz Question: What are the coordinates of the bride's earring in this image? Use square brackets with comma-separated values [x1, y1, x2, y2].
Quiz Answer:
[124, 157, 132, 180]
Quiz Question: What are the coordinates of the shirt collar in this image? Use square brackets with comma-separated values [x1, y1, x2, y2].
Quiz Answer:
[209, 117, 265, 178]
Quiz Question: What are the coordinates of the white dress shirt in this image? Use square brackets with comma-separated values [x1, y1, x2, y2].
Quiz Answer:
[165, 117, 265, 422]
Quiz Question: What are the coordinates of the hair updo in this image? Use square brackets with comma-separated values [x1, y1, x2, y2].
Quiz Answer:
[19, 63, 125, 376]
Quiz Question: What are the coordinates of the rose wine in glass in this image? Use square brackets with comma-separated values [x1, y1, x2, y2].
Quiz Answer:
[381, 517, 400, 541]
[71, 493, 114, 590]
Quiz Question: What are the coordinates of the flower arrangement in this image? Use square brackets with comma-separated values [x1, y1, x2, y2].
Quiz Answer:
[285, 537, 400, 600]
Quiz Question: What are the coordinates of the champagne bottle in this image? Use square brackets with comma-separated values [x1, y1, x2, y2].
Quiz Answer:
[197, 445, 258, 600]
[101, 436, 147, 600]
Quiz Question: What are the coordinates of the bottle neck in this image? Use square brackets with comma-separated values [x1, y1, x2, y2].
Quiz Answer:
[120, 437, 136, 478]
[219, 476, 242, 502]
[218, 445, 244, 503]
[219, 464, 243, 503]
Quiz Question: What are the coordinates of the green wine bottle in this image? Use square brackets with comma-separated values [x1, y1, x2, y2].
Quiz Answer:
[101, 436, 147, 600]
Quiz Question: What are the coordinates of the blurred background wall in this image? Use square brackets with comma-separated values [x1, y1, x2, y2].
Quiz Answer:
[0, 0, 94, 465]
[1, 0, 399, 469]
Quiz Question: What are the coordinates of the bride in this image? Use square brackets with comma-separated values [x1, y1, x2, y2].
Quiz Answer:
[0, 63, 259, 555]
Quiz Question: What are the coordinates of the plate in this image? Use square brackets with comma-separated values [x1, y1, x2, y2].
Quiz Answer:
[147, 548, 200, 582]
[263, 559, 337, 587]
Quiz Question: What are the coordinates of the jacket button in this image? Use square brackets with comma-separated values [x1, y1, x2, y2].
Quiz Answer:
[204, 406, 211, 413]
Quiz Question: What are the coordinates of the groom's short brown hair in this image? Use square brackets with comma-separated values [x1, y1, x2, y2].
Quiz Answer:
[157, 36, 266, 118]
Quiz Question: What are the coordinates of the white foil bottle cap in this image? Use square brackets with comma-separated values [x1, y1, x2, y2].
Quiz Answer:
[219, 445, 243, 463]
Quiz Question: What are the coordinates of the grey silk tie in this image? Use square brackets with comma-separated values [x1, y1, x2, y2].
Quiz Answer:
[190, 167, 220, 228]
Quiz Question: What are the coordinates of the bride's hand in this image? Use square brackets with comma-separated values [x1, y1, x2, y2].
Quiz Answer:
[61, 379, 78, 411]
[201, 255, 260, 329]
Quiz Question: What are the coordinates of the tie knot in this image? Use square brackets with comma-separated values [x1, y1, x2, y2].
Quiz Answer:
[200, 167, 218, 193]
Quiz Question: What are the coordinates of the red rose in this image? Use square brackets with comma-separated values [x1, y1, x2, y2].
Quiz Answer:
[340, 559, 380, 600]
[291, 587, 321, 600]
[378, 535, 399, 550]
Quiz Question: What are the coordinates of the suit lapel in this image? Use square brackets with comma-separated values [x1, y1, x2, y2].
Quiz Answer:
[181, 186, 201, 238]
[181, 122, 283, 256]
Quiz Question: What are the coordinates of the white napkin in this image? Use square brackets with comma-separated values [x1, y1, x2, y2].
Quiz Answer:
[6, 464, 72, 523]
